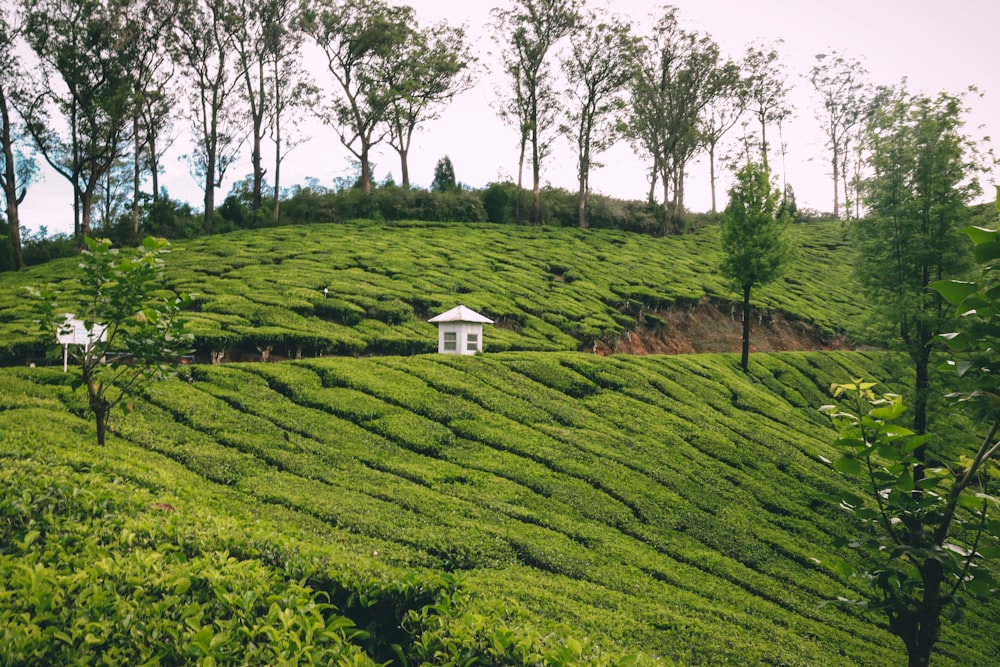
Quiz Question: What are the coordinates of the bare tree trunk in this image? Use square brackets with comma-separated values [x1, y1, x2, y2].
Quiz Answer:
[399, 146, 410, 189]
[648, 161, 658, 205]
[132, 113, 141, 237]
[360, 143, 372, 194]
[204, 147, 216, 231]
[86, 374, 109, 446]
[740, 282, 752, 372]
[271, 57, 282, 223]
[531, 126, 541, 224]
[79, 186, 94, 238]
[577, 137, 589, 229]
[272, 115, 281, 223]
[759, 118, 769, 172]
[0, 86, 25, 269]
[516, 134, 526, 225]
[148, 120, 160, 203]
[251, 60, 266, 211]
[708, 143, 718, 214]
[660, 166, 671, 236]
[831, 143, 840, 219]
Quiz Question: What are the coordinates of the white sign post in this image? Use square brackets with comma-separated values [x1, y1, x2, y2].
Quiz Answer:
[56, 314, 108, 372]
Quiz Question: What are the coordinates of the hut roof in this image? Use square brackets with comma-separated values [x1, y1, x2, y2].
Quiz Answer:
[428, 305, 494, 324]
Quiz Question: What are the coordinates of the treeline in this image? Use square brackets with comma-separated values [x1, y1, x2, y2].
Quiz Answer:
[0, 179, 707, 269]
[2, 0, 950, 270]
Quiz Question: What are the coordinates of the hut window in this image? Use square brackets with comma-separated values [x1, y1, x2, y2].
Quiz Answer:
[466, 332, 479, 351]
[443, 331, 457, 351]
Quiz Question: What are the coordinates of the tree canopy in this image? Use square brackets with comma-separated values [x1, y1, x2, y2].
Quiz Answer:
[720, 162, 794, 371]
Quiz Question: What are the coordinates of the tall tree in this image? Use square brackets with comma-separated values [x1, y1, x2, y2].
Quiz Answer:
[697, 60, 746, 214]
[809, 51, 869, 219]
[430, 155, 456, 192]
[300, 0, 413, 195]
[385, 19, 474, 189]
[854, 87, 983, 438]
[720, 162, 793, 372]
[265, 0, 316, 222]
[171, 0, 243, 230]
[561, 9, 641, 228]
[20, 0, 135, 239]
[117, 0, 175, 238]
[629, 7, 719, 233]
[230, 0, 279, 211]
[0, 3, 36, 268]
[493, 0, 580, 224]
[742, 43, 792, 173]
[823, 214, 1000, 667]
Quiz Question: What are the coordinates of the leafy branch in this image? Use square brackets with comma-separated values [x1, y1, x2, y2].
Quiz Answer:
[29, 236, 192, 445]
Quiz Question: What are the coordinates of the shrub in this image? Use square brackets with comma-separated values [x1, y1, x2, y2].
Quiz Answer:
[482, 182, 514, 224]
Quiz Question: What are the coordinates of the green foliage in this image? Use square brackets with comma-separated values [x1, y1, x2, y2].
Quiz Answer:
[720, 162, 795, 369]
[853, 88, 983, 436]
[0, 221, 868, 364]
[28, 236, 191, 444]
[933, 222, 1000, 427]
[20, 230, 77, 266]
[720, 162, 794, 292]
[820, 380, 1000, 666]
[820, 199, 1000, 666]
[0, 458, 375, 666]
[482, 182, 512, 223]
[431, 155, 457, 192]
[8, 349, 1000, 665]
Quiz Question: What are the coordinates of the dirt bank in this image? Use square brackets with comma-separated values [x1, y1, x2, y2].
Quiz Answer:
[588, 297, 852, 356]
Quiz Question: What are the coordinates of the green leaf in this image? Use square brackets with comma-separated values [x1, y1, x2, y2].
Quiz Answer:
[975, 241, 1000, 264]
[870, 397, 905, 421]
[900, 434, 933, 453]
[963, 225, 999, 245]
[977, 545, 1000, 559]
[832, 557, 854, 577]
[835, 455, 862, 475]
[876, 444, 901, 461]
[931, 280, 979, 306]
[174, 576, 192, 595]
[896, 466, 915, 492]
[966, 579, 994, 596]
[935, 332, 970, 351]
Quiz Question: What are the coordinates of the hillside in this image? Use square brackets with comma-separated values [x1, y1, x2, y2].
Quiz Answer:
[0, 220, 860, 364]
[3, 350, 999, 665]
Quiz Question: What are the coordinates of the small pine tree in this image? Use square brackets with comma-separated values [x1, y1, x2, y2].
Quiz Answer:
[431, 156, 457, 192]
[720, 162, 794, 371]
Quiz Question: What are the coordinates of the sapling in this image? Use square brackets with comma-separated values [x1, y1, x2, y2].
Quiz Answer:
[30, 236, 191, 445]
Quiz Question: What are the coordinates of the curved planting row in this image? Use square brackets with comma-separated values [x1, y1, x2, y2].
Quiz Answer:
[0, 220, 862, 364]
[4, 351, 998, 665]
[95, 352, 999, 663]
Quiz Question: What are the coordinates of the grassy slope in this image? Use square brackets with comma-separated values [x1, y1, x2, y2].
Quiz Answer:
[2, 351, 998, 665]
[0, 220, 859, 361]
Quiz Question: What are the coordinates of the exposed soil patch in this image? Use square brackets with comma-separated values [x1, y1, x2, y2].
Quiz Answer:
[588, 297, 852, 356]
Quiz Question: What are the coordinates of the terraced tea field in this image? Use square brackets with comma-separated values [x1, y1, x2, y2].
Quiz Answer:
[3, 350, 998, 665]
[0, 220, 860, 363]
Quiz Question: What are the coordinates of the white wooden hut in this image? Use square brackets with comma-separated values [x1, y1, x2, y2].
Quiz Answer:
[428, 305, 494, 355]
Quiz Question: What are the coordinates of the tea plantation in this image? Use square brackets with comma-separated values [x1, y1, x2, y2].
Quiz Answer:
[2, 221, 998, 665]
[3, 350, 999, 665]
[0, 220, 859, 363]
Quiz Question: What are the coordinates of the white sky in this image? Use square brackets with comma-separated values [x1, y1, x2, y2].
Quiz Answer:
[19, 0, 1000, 236]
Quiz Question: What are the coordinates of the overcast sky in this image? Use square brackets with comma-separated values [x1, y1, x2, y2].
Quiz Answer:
[19, 0, 1000, 236]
